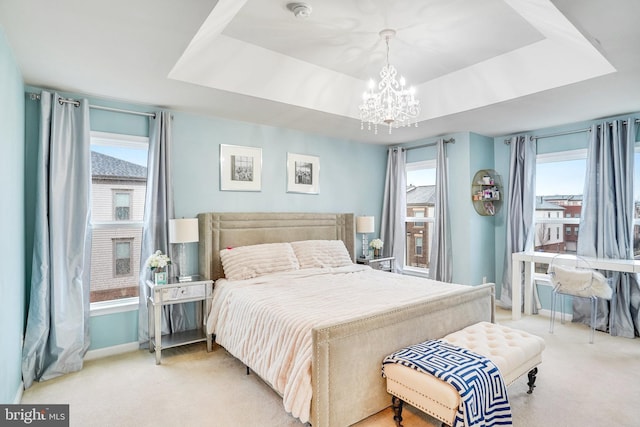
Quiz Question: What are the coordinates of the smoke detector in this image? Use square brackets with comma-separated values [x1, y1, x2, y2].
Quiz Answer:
[287, 2, 312, 19]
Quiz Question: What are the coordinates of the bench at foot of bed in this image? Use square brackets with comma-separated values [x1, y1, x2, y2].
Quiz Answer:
[384, 321, 545, 427]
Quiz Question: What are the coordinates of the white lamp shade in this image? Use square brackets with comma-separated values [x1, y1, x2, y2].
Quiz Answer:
[356, 216, 375, 233]
[169, 218, 199, 243]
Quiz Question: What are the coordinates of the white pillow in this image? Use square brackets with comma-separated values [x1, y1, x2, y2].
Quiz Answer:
[291, 240, 353, 269]
[220, 242, 300, 280]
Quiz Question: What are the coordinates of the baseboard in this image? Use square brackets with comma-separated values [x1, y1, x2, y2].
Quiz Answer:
[12, 381, 24, 404]
[84, 342, 139, 361]
[537, 308, 573, 322]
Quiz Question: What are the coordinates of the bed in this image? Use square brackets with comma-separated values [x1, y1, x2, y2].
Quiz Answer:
[198, 212, 495, 427]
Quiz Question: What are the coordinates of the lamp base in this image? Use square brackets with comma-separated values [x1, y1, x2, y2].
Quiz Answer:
[361, 234, 369, 259]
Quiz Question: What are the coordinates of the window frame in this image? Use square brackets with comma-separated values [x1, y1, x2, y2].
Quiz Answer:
[90, 131, 148, 311]
[405, 159, 436, 275]
[113, 238, 134, 278]
[534, 149, 586, 252]
[113, 189, 133, 221]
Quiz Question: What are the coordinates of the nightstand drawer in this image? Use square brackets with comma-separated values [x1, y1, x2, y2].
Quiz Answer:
[161, 284, 205, 301]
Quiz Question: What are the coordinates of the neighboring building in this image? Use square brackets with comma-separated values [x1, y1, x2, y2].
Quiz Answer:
[542, 195, 582, 252]
[535, 197, 565, 252]
[406, 185, 435, 269]
[90, 151, 147, 302]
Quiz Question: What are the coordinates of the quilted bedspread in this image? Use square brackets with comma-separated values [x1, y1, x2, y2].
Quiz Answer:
[206, 264, 471, 423]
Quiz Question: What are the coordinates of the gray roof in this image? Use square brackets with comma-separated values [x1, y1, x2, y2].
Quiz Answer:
[536, 199, 565, 210]
[91, 151, 147, 180]
[407, 185, 436, 205]
[542, 194, 583, 202]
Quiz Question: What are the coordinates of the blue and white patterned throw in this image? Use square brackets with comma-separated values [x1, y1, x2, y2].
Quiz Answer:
[382, 340, 512, 426]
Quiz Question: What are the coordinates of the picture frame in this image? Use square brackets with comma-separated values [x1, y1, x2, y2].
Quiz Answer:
[220, 144, 262, 191]
[287, 152, 319, 194]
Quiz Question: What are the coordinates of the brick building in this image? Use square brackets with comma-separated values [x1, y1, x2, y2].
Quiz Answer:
[406, 185, 435, 269]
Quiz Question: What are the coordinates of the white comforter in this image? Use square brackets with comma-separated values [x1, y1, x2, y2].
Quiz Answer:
[206, 264, 471, 423]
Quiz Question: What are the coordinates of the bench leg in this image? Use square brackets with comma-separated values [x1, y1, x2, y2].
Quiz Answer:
[391, 395, 404, 427]
[527, 367, 538, 394]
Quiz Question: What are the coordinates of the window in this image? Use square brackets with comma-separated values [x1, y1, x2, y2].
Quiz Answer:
[413, 208, 425, 228]
[113, 239, 133, 276]
[405, 160, 436, 272]
[415, 236, 423, 256]
[90, 132, 148, 303]
[535, 149, 586, 257]
[114, 190, 132, 220]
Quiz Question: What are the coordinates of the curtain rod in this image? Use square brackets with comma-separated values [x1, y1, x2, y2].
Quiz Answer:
[504, 118, 640, 144]
[29, 93, 156, 118]
[402, 137, 455, 151]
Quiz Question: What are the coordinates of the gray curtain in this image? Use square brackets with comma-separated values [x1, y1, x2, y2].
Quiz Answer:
[429, 139, 452, 282]
[576, 119, 639, 338]
[380, 147, 407, 273]
[22, 91, 92, 388]
[138, 112, 197, 346]
[500, 135, 536, 308]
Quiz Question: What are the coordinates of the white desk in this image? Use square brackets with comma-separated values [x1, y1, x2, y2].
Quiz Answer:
[511, 251, 640, 320]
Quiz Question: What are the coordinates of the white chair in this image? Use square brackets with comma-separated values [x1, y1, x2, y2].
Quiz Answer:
[547, 255, 612, 343]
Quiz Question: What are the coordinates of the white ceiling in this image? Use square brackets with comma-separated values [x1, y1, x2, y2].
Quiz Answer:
[1, 0, 639, 144]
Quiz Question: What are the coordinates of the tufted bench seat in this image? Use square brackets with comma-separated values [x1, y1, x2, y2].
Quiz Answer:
[384, 321, 545, 427]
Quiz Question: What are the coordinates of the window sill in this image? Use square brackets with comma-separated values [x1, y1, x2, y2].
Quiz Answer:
[402, 267, 430, 278]
[90, 297, 139, 317]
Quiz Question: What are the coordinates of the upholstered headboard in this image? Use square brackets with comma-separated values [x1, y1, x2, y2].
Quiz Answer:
[197, 212, 355, 280]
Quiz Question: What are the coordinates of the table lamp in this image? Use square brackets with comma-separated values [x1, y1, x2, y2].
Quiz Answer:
[169, 218, 199, 282]
[356, 216, 375, 259]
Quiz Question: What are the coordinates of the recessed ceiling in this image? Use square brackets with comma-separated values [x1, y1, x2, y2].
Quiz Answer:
[1, 0, 639, 144]
[169, 0, 614, 126]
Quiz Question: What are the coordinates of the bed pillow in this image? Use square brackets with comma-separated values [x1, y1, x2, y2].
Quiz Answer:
[291, 240, 353, 269]
[220, 242, 300, 280]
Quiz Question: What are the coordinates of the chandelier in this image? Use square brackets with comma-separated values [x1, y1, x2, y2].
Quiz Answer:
[359, 29, 420, 134]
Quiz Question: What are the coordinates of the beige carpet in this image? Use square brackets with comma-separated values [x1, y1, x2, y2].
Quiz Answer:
[21, 307, 640, 426]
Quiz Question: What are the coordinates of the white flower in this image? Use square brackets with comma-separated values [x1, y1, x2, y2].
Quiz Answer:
[145, 250, 171, 270]
[370, 239, 384, 249]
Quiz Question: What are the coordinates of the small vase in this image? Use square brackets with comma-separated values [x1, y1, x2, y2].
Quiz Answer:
[154, 268, 167, 285]
[374, 248, 380, 258]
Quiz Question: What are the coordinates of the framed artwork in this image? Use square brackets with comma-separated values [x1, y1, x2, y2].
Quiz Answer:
[287, 152, 319, 194]
[220, 144, 262, 191]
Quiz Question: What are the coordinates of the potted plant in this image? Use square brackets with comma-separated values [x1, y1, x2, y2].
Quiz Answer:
[370, 239, 384, 258]
[146, 250, 171, 284]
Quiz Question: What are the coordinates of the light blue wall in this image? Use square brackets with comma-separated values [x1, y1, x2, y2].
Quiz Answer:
[19, 75, 640, 356]
[0, 28, 25, 404]
[23, 89, 388, 351]
[403, 132, 497, 286]
[171, 111, 386, 220]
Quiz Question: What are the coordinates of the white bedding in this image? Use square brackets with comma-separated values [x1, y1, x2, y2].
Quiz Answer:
[206, 264, 472, 423]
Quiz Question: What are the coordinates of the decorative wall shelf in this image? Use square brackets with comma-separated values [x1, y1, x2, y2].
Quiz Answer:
[471, 169, 503, 216]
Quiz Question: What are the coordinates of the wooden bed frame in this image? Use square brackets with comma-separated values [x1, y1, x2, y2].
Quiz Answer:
[198, 212, 495, 427]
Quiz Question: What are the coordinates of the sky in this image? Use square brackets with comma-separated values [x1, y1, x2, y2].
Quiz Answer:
[91, 145, 148, 167]
[536, 159, 585, 196]
[407, 168, 435, 186]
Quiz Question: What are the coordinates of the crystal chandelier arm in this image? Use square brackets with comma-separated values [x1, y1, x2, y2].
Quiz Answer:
[359, 29, 420, 134]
